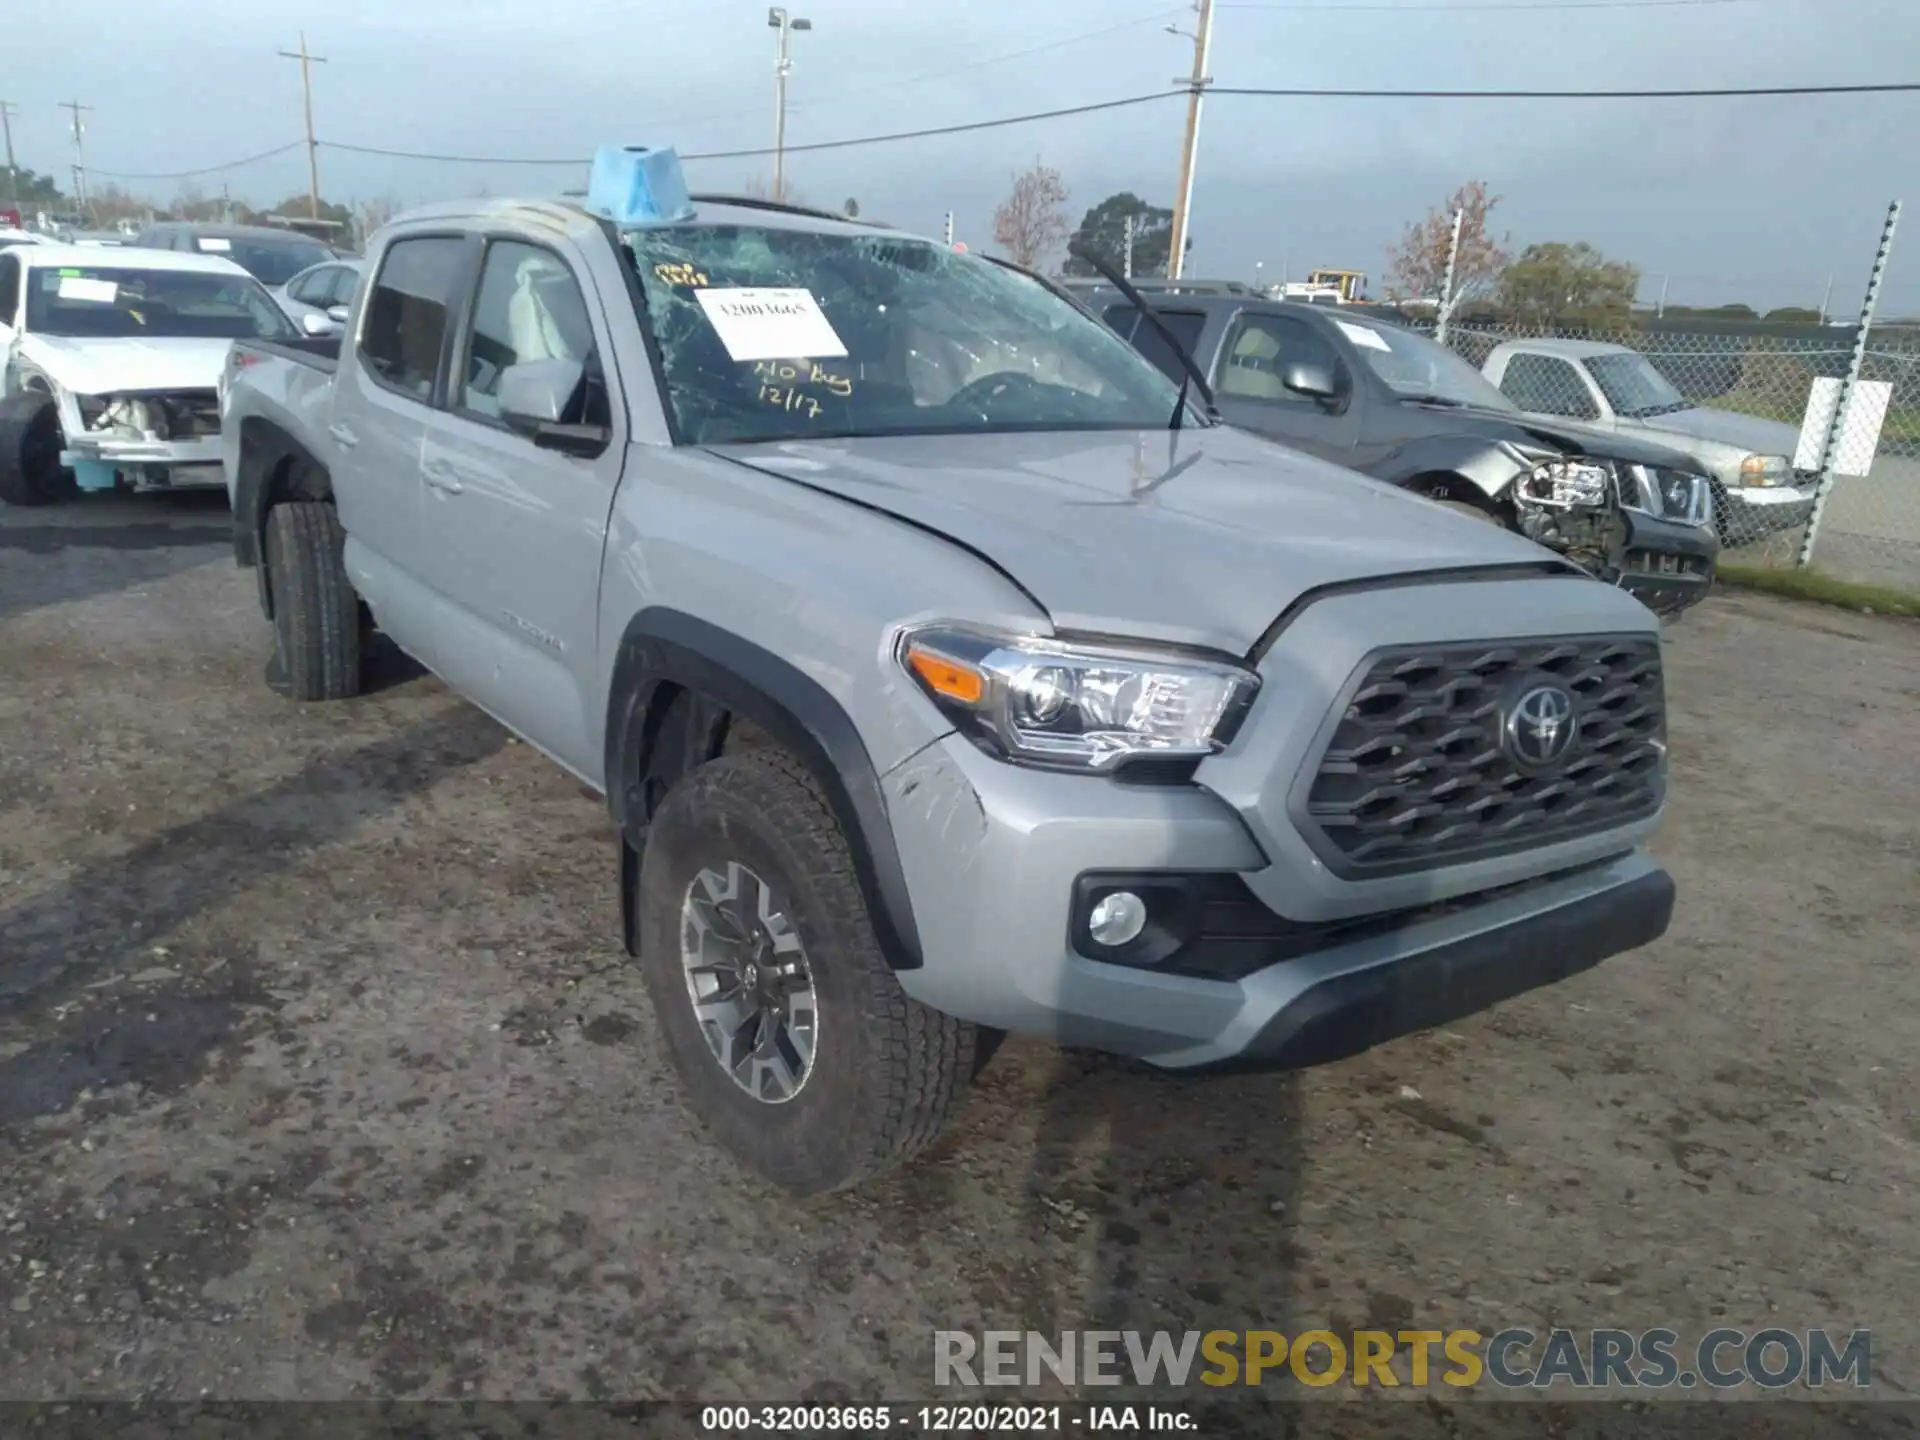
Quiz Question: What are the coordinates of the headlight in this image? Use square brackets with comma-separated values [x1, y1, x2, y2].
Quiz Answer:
[1656, 469, 1709, 524]
[898, 625, 1259, 773]
[1521, 460, 1611, 509]
[1739, 454, 1789, 487]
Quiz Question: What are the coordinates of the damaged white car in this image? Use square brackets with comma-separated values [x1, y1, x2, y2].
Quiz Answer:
[0, 243, 298, 505]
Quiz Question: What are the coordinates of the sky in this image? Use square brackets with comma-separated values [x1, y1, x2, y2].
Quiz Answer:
[6, 0, 1919, 313]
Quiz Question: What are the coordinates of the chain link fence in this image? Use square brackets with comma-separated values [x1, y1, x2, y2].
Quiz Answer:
[1398, 314, 1920, 590]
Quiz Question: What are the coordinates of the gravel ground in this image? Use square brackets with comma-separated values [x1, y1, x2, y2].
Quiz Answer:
[1, 494, 1916, 1427]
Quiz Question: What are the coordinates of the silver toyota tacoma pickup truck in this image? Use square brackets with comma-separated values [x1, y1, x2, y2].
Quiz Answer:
[220, 180, 1676, 1192]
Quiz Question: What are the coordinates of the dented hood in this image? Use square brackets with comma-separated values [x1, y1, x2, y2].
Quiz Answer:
[17, 334, 234, 396]
[711, 425, 1566, 656]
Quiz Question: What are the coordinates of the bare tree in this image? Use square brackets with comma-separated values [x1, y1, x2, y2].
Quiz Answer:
[1385, 181, 1510, 302]
[992, 158, 1069, 271]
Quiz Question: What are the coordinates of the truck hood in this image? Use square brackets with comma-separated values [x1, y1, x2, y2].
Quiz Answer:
[1636, 405, 1804, 465]
[16, 334, 233, 396]
[1437, 403, 1703, 470]
[711, 426, 1569, 656]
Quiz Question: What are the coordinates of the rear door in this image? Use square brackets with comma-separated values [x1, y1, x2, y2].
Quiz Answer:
[1209, 308, 1361, 461]
[328, 231, 475, 667]
[413, 233, 625, 780]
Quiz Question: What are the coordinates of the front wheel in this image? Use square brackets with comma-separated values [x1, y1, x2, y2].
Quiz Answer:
[636, 749, 981, 1192]
[0, 391, 78, 507]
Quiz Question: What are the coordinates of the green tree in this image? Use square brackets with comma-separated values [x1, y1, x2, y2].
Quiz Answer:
[1, 167, 68, 206]
[1497, 242, 1640, 326]
[1063, 192, 1180, 278]
[1764, 306, 1822, 323]
[843, 197, 860, 218]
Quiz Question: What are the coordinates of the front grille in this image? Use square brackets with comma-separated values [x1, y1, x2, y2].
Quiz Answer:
[1299, 636, 1665, 877]
[153, 389, 222, 439]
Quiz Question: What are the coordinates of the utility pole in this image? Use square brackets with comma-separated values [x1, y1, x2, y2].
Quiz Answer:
[59, 99, 93, 212]
[1818, 272, 1834, 325]
[1165, 0, 1214, 282]
[768, 8, 813, 204]
[1123, 214, 1135, 278]
[1655, 273, 1670, 318]
[0, 101, 17, 203]
[278, 32, 328, 220]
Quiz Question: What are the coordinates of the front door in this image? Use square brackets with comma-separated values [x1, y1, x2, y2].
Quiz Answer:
[1209, 310, 1360, 462]
[414, 236, 625, 782]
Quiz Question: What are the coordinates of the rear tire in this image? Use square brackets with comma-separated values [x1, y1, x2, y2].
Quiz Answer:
[637, 748, 979, 1193]
[263, 501, 362, 701]
[0, 392, 78, 507]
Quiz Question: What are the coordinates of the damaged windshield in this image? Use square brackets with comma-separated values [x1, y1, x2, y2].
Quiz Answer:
[26, 265, 297, 340]
[626, 224, 1183, 444]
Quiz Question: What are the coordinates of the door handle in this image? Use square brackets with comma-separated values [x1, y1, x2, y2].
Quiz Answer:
[327, 422, 358, 449]
[422, 460, 464, 495]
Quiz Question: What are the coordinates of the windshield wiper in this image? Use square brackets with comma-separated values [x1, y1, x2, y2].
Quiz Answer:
[1066, 242, 1218, 430]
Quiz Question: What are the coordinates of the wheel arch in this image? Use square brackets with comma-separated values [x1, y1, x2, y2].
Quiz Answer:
[606, 608, 924, 972]
[1372, 434, 1523, 502]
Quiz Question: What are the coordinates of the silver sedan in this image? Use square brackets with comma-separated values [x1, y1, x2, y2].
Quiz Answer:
[272, 257, 364, 337]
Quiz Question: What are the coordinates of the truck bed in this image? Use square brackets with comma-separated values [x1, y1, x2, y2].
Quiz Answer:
[240, 336, 341, 373]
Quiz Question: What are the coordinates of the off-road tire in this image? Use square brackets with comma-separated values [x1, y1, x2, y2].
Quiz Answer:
[0, 391, 78, 507]
[638, 749, 980, 1192]
[263, 501, 362, 701]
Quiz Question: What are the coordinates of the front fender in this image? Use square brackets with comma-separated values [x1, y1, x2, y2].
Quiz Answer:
[1368, 433, 1533, 500]
[603, 607, 925, 970]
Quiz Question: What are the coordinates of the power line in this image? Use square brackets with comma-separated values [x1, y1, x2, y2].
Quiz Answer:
[1211, 80, 1920, 96]
[316, 93, 1180, 168]
[86, 141, 307, 180]
[1222, 0, 1769, 10]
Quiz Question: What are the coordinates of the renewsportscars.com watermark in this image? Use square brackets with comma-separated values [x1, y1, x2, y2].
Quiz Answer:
[934, 1328, 1874, 1391]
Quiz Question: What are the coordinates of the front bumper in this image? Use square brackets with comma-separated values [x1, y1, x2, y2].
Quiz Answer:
[1614, 509, 1718, 616]
[884, 748, 1672, 1071]
[1716, 479, 1817, 538]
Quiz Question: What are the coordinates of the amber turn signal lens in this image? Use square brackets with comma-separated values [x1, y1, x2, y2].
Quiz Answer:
[906, 645, 985, 705]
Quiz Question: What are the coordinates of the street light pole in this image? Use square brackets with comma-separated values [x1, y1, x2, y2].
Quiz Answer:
[769, 7, 812, 204]
[1165, 0, 1215, 282]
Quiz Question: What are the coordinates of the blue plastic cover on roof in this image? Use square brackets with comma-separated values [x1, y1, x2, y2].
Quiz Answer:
[585, 145, 694, 227]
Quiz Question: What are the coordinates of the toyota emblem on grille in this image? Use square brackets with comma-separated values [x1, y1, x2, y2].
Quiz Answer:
[1505, 683, 1579, 769]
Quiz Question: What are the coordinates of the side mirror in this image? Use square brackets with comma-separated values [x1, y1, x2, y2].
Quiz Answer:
[497, 358, 607, 457]
[1282, 360, 1341, 405]
[299, 310, 332, 337]
[325, 304, 350, 323]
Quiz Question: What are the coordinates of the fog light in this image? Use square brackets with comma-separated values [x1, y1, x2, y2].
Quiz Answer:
[1087, 891, 1148, 947]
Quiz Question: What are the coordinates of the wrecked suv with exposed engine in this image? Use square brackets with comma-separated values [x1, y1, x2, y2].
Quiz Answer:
[220, 176, 1678, 1193]
[0, 242, 297, 505]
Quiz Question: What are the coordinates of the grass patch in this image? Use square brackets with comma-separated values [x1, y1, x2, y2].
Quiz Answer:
[1717, 562, 1920, 618]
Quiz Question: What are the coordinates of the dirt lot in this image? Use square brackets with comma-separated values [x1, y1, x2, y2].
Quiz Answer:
[1, 494, 1916, 1422]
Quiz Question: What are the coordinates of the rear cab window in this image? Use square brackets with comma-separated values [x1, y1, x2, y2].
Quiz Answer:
[360, 236, 468, 401]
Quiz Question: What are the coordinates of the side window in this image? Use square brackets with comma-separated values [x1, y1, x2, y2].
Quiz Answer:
[327, 267, 360, 308]
[0, 254, 20, 327]
[1216, 313, 1342, 402]
[285, 267, 323, 304]
[1103, 306, 1207, 386]
[361, 236, 467, 402]
[1500, 354, 1597, 420]
[456, 240, 605, 426]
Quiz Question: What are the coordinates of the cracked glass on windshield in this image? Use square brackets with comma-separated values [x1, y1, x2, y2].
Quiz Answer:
[626, 224, 1182, 444]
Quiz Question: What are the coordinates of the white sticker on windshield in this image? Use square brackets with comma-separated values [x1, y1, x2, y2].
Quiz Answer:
[56, 276, 118, 303]
[197, 237, 233, 252]
[694, 287, 847, 362]
[1336, 319, 1391, 352]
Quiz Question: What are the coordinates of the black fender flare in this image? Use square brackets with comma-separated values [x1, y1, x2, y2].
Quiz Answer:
[605, 607, 924, 971]
[1368, 433, 1529, 500]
